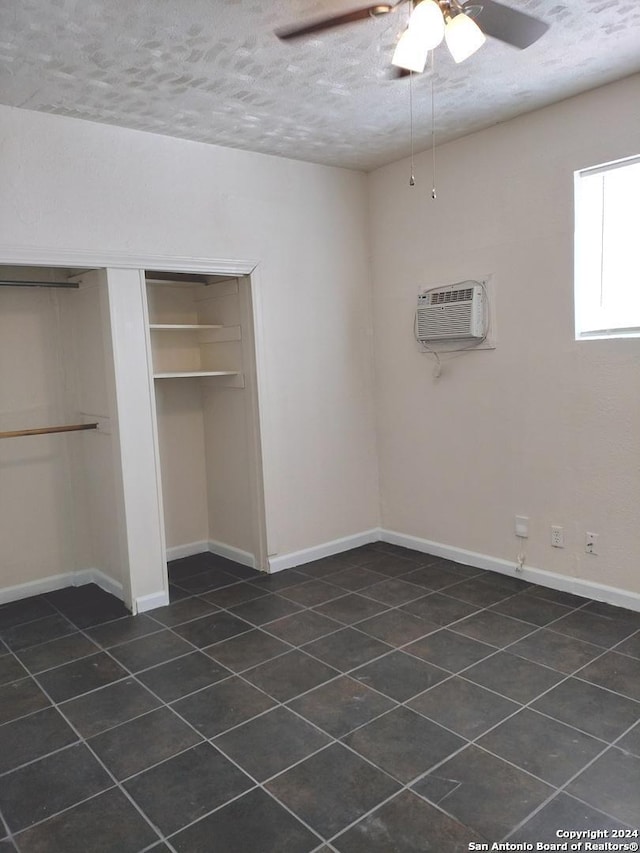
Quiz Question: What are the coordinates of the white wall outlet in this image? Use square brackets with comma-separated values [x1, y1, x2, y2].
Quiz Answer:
[585, 532, 599, 555]
[515, 516, 529, 537]
[551, 525, 564, 548]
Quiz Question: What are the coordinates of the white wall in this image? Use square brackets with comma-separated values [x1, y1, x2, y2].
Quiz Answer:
[7, 74, 635, 602]
[0, 268, 126, 599]
[61, 270, 127, 598]
[0, 105, 380, 562]
[146, 281, 210, 552]
[201, 278, 259, 558]
[154, 381, 210, 550]
[0, 274, 77, 587]
[369, 74, 640, 596]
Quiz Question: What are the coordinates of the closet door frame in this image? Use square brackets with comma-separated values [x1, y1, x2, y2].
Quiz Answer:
[0, 247, 272, 613]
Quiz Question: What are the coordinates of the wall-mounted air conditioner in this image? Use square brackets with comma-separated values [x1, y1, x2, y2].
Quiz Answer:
[417, 282, 486, 342]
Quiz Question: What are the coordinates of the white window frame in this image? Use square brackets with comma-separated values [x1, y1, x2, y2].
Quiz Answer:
[574, 154, 640, 341]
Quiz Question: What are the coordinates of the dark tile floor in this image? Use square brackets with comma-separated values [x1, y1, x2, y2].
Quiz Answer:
[1, 543, 639, 852]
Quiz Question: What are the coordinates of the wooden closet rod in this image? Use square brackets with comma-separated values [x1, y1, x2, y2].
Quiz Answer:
[0, 280, 79, 288]
[0, 423, 98, 439]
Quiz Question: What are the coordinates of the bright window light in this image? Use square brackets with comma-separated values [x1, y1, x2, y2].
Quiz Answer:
[574, 155, 640, 340]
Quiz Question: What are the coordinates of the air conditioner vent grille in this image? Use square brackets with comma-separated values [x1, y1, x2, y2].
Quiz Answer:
[429, 288, 473, 305]
[418, 304, 475, 339]
[416, 282, 486, 342]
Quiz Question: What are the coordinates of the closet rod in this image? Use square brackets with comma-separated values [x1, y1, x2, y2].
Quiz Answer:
[0, 280, 79, 288]
[0, 423, 98, 439]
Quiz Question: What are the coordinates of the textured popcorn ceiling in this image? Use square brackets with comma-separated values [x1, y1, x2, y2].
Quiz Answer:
[1, 0, 639, 170]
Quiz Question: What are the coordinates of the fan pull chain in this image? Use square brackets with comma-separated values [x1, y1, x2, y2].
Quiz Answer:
[431, 51, 437, 200]
[599, 174, 606, 307]
[409, 70, 415, 187]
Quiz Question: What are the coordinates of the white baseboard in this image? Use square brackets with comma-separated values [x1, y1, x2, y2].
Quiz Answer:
[0, 572, 77, 606]
[208, 539, 256, 569]
[0, 567, 124, 607]
[380, 529, 640, 614]
[74, 568, 124, 601]
[165, 539, 256, 569]
[166, 540, 210, 561]
[268, 528, 381, 574]
[135, 589, 170, 613]
[8, 531, 634, 615]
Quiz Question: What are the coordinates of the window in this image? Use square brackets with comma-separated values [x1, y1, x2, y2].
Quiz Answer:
[574, 155, 640, 340]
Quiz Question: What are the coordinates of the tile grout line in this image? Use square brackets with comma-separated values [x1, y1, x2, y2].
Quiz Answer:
[33, 562, 464, 846]
[494, 625, 640, 840]
[254, 575, 637, 841]
[500, 710, 640, 841]
[11, 592, 241, 852]
[9, 596, 206, 851]
[7, 562, 628, 670]
[1, 553, 638, 851]
[45, 594, 334, 850]
[0, 580, 620, 763]
[0, 585, 631, 741]
[161, 566, 635, 844]
[153, 550, 427, 846]
[2, 693, 166, 851]
[405, 628, 638, 838]
[17, 591, 636, 846]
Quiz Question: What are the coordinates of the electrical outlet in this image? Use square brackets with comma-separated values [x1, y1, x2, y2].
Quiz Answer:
[515, 516, 529, 537]
[586, 532, 599, 555]
[551, 525, 564, 548]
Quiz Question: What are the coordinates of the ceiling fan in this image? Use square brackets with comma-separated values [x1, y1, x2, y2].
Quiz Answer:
[276, 0, 549, 69]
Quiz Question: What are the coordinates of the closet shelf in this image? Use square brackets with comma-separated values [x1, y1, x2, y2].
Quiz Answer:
[149, 324, 224, 330]
[154, 370, 240, 379]
[0, 422, 98, 439]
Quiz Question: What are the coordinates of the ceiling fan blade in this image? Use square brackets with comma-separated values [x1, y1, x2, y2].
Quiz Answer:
[463, 0, 549, 49]
[275, 4, 392, 40]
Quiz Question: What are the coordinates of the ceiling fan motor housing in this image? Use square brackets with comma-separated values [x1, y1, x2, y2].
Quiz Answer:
[277, 0, 548, 53]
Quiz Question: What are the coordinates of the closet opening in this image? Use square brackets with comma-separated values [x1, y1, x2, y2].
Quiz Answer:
[144, 269, 268, 592]
[0, 256, 270, 616]
[0, 265, 132, 611]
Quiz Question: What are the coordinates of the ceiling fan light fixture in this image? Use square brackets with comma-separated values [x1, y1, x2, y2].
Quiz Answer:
[392, 27, 430, 73]
[408, 0, 445, 49]
[445, 12, 486, 63]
